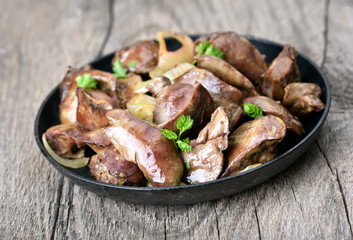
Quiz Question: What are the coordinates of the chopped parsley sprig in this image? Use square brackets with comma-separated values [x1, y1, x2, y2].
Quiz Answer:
[196, 40, 224, 59]
[113, 59, 128, 79]
[75, 73, 98, 89]
[162, 115, 194, 152]
[243, 102, 263, 119]
[185, 162, 191, 171]
[128, 61, 137, 68]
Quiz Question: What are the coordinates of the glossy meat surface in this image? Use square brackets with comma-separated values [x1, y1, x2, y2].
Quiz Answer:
[195, 54, 257, 97]
[222, 115, 286, 177]
[261, 45, 301, 100]
[175, 68, 244, 129]
[59, 68, 79, 124]
[59, 67, 119, 124]
[45, 124, 86, 158]
[183, 141, 224, 184]
[76, 128, 111, 147]
[105, 109, 184, 187]
[153, 83, 214, 133]
[74, 128, 111, 153]
[182, 107, 229, 184]
[194, 107, 230, 147]
[243, 96, 304, 136]
[89, 145, 145, 186]
[85, 69, 117, 91]
[146, 76, 171, 96]
[195, 32, 267, 84]
[176, 68, 244, 105]
[76, 88, 120, 131]
[112, 40, 159, 74]
[283, 82, 325, 115]
[114, 73, 143, 105]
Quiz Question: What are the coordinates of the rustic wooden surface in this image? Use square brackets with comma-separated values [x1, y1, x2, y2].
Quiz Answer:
[1, 0, 352, 239]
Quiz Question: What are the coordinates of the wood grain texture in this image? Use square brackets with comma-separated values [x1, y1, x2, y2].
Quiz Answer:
[316, 0, 353, 237]
[0, 0, 111, 239]
[1, 0, 353, 239]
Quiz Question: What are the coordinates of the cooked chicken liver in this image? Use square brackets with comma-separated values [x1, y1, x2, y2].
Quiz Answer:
[195, 54, 257, 97]
[261, 45, 301, 100]
[222, 115, 286, 177]
[153, 82, 214, 133]
[45, 124, 86, 159]
[243, 96, 305, 136]
[175, 68, 245, 129]
[195, 32, 267, 84]
[282, 82, 325, 115]
[112, 40, 159, 75]
[89, 145, 145, 186]
[182, 107, 229, 184]
[105, 109, 184, 187]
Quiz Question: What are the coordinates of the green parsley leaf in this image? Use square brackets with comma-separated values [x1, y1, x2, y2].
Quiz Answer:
[113, 59, 128, 79]
[162, 129, 178, 140]
[196, 40, 211, 55]
[177, 115, 194, 137]
[243, 102, 263, 119]
[128, 61, 137, 68]
[177, 140, 192, 152]
[196, 40, 224, 59]
[161, 115, 193, 152]
[76, 73, 98, 89]
[185, 162, 191, 171]
[181, 137, 190, 145]
[204, 45, 224, 59]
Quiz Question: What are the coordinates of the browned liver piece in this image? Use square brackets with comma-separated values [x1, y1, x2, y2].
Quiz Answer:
[222, 115, 286, 177]
[105, 109, 184, 187]
[195, 32, 267, 84]
[45, 124, 86, 159]
[89, 145, 145, 186]
[76, 87, 120, 131]
[153, 82, 214, 134]
[175, 68, 245, 129]
[282, 82, 325, 115]
[182, 107, 229, 184]
[111, 40, 159, 75]
[243, 96, 305, 136]
[261, 45, 301, 100]
[195, 54, 257, 97]
[59, 67, 119, 124]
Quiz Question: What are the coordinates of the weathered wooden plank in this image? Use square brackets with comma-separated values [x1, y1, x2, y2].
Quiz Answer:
[254, 143, 351, 238]
[316, 0, 353, 237]
[0, 0, 111, 239]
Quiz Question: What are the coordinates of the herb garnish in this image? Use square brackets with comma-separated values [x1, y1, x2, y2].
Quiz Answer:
[129, 61, 137, 68]
[185, 162, 191, 171]
[196, 40, 224, 59]
[75, 73, 98, 89]
[243, 102, 263, 119]
[162, 115, 194, 152]
[113, 59, 128, 79]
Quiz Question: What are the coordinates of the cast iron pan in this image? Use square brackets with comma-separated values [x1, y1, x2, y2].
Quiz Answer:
[34, 35, 331, 205]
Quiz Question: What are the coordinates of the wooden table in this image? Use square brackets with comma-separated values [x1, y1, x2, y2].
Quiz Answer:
[1, 0, 352, 239]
